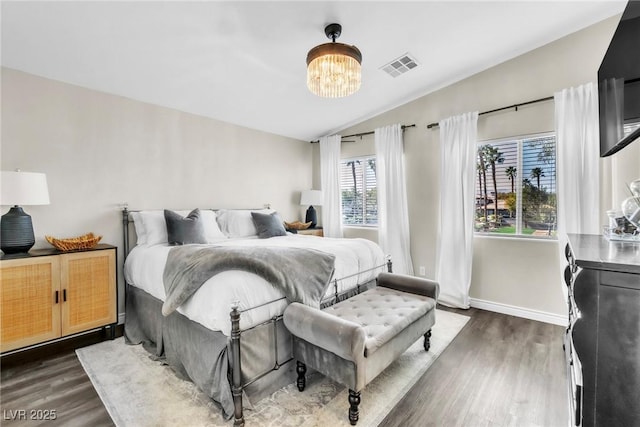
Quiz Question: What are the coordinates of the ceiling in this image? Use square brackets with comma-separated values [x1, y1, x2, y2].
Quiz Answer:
[1, 1, 627, 141]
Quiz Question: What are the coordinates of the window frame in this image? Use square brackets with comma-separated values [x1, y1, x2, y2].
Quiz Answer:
[340, 155, 378, 228]
[474, 131, 557, 240]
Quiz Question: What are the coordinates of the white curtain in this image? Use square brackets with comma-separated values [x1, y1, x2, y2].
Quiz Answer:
[555, 83, 600, 306]
[435, 112, 478, 308]
[555, 82, 600, 236]
[374, 124, 414, 275]
[320, 134, 343, 238]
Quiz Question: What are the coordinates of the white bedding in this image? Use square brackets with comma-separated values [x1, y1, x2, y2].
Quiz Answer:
[124, 234, 386, 335]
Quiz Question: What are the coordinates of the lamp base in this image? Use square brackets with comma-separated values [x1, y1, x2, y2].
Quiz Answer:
[305, 206, 318, 228]
[1, 206, 35, 254]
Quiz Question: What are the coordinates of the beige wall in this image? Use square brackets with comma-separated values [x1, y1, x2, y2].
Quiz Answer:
[3, 15, 638, 324]
[319, 16, 639, 320]
[1, 68, 312, 315]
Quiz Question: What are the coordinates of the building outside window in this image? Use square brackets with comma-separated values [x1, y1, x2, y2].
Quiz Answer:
[340, 156, 377, 226]
[475, 133, 556, 237]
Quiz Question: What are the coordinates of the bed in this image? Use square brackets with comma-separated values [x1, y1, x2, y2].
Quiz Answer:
[121, 207, 389, 426]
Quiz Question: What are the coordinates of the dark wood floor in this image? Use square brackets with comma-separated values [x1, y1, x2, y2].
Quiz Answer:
[1, 330, 116, 427]
[380, 307, 568, 427]
[0, 308, 568, 426]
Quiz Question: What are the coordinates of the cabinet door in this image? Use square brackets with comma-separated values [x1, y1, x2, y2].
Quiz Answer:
[0, 256, 61, 352]
[60, 249, 116, 336]
[596, 272, 640, 427]
[572, 268, 599, 427]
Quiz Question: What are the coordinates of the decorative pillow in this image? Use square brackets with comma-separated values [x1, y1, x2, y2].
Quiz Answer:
[131, 209, 227, 246]
[164, 209, 207, 245]
[251, 212, 287, 238]
[216, 208, 273, 238]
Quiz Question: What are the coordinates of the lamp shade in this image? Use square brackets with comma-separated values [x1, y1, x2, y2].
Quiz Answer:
[1, 171, 50, 206]
[300, 190, 323, 206]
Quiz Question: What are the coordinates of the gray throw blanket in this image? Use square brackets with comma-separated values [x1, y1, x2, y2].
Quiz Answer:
[162, 245, 336, 316]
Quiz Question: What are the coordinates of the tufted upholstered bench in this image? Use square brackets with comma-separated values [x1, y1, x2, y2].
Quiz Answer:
[283, 272, 439, 425]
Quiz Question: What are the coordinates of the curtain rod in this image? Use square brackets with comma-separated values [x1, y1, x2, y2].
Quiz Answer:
[426, 96, 554, 129]
[309, 124, 416, 144]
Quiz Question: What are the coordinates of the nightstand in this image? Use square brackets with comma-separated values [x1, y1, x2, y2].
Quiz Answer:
[0, 244, 117, 353]
[295, 227, 324, 237]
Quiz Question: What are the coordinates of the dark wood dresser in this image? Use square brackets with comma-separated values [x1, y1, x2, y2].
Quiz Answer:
[564, 234, 640, 427]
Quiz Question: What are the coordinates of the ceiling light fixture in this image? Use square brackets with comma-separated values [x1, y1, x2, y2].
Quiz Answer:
[306, 23, 362, 98]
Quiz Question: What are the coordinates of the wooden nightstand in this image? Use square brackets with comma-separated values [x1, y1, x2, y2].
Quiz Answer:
[295, 227, 324, 237]
[0, 244, 117, 353]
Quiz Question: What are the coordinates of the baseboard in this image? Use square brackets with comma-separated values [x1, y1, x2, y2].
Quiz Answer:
[118, 313, 126, 325]
[470, 298, 568, 326]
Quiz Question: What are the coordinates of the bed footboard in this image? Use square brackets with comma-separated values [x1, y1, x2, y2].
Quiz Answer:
[230, 303, 244, 427]
[228, 258, 392, 425]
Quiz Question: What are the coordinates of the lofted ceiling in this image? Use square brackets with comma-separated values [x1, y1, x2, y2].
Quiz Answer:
[1, 1, 627, 141]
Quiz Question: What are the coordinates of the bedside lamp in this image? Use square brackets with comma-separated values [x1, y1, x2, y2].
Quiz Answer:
[300, 190, 323, 228]
[1, 170, 50, 254]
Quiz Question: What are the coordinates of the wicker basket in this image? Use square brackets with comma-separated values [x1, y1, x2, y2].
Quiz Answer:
[46, 233, 102, 251]
[284, 221, 312, 230]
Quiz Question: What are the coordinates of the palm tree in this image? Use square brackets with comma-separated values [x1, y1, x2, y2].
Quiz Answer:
[483, 145, 504, 221]
[367, 158, 376, 177]
[346, 160, 360, 194]
[530, 167, 545, 190]
[477, 147, 489, 224]
[505, 166, 517, 194]
[527, 137, 555, 165]
[477, 161, 485, 201]
[346, 160, 361, 219]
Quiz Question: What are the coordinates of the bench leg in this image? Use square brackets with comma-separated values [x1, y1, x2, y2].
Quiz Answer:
[424, 329, 432, 352]
[348, 389, 361, 425]
[296, 361, 307, 392]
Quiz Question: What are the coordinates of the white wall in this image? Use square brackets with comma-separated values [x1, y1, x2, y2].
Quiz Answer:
[316, 16, 639, 322]
[1, 68, 312, 315]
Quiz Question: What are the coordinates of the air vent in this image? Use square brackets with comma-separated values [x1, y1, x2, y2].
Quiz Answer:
[381, 53, 419, 78]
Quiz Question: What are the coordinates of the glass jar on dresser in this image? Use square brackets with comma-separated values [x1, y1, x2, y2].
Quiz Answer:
[564, 234, 640, 427]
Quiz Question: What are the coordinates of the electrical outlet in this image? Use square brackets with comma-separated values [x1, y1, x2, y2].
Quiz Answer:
[419, 266, 426, 276]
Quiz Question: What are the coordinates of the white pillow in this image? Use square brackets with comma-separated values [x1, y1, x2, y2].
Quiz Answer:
[137, 210, 168, 246]
[199, 210, 228, 243]
[216, 208, 273, 238]
[130, 211, 147, 245]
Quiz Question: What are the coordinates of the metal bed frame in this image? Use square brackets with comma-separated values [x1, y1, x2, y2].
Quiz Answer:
[121, 206, 391, 426]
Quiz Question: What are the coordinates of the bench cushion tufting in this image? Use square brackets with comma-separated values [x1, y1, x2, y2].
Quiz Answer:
[284, 273, 438, 424]
[322, 286, 435, 356]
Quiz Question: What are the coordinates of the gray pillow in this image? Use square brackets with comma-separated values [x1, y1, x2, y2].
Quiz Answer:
[251, 211, 287, 238]
[164, 209, 207, 245]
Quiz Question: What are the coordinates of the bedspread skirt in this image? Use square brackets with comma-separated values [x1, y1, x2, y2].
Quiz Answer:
[124, 284, 295, 419]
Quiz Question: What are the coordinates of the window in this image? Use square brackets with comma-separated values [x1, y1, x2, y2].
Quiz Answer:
[340, 156, 377, 226]
[475, 133, 556, 238]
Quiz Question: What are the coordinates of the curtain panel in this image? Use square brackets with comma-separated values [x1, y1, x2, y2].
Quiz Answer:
[320, 134, 344, 238]
[435, 112, 478, 308]
[374, 124, 414, 275]
[555, 82, 600, 236]
[554, 83, 600, 305]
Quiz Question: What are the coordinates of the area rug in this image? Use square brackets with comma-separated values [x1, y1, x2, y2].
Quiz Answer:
[76, 309, 468, 427]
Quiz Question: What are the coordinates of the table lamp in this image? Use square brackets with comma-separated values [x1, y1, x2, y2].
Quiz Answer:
[300, 190, 323, 228]
[1, 170, 50, 254]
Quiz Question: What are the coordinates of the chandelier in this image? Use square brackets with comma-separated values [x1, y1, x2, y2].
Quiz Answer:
[306, 23, 362, 98]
